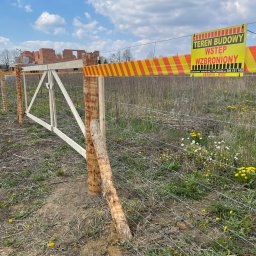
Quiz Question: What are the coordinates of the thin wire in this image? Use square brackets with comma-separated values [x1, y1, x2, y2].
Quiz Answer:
[108, 101, 256, 130]
[107, 127, 256, 212]
[102, 21, 256, 55]
[109, 142, 256, 248]
[109, 156, 227, 254]
[109, 147, 255, 251]
[247, 29, 256, 35]
[105, 112, 256, 179]
[101, 34, 192, 54]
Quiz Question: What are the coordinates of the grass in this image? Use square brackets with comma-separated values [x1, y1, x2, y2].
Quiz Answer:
[145, 247, 182, 256]
[104, 76, 256, 255]
[1, 74, 256, 255]
[161, 173, 209, 200]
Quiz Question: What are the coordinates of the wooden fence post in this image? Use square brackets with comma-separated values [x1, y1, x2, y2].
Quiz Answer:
[91, 120, 132, 240]
[15, 65, 23, 126]
[83, 52, 102, 195]
[1, 75, 8, 112]
[99, 76, 106, 145]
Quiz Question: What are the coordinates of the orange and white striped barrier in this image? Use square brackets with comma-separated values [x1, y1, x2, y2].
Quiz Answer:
[0, 71, 15, 76]
[245, 46, 256, 73]
[84, 46, 256, 77]
[84, 54, 191, 77]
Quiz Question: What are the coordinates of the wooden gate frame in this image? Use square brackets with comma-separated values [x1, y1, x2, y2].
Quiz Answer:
[22, 60, 86, 158]
[19, 56, 131, 241]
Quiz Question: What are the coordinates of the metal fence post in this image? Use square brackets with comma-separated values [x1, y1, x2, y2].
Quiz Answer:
[1, 75, 8, 112]
[83, 52, 102, 195]
[15, 66, 23, 126]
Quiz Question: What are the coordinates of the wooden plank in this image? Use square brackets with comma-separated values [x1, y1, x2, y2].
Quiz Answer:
[1, 76, 8, 112]
[90, 120, 132, 240]
[53, 127, 86, 158]
[22, 72, 28, 111]
[99, 76, 106, 143]
[27, 71, 47, 113]
[27, 112, 86, 158]
[83, 52, 102, 195]
[16, 66, 23, 126]
[48, 72, 54, 129]
[22, 59, 83, 72]
[0, 71, 15, 76]
[26, 112, 52, 131]
[52, 70, 85, 135]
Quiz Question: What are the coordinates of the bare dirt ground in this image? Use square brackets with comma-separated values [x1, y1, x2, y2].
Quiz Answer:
[0, 112, 124, 256]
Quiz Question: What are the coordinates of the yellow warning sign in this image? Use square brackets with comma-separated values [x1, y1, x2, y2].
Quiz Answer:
[191, 24, 247, 77]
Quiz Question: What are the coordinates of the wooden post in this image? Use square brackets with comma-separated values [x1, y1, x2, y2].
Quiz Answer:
[1, 75, 8, 112]
[91, 120, 132, 240]
[83, 52, 102, 195]
[99, 76, 106, 144]
[15, 66, 23, 126]
[23, 72, 28, 111]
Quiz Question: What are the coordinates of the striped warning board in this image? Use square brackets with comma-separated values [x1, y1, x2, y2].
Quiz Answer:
[84, 55, 191, 77]
[245, 46, 256, 73]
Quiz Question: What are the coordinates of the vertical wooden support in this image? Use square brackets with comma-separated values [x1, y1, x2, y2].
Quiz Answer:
[91, 120, 132, 240]
[15, 66, 23, 126]
[83, 52, 102, 195]
[23, 72, 28, 111]
[48, 71, 57, 129]
[1, 75, 8, 112]
[99, 76, 106, 144]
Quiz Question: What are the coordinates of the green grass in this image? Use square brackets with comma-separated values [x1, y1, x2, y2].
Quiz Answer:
[145, 247, 183, 256]
[0, 178, 17, 189]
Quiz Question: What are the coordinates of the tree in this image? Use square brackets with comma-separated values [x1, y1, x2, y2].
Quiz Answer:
[0, 49, 10, 69]
[0, 49, 19, 70]
[122, 48, 133, 62]
[108, 49, 133, 63]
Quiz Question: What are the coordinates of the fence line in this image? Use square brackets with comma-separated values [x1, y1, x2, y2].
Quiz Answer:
[1, 51, 256, 254]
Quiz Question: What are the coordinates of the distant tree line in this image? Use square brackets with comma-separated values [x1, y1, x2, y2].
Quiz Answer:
[0, 49, 19, 70]
[101, 48, 133, 64]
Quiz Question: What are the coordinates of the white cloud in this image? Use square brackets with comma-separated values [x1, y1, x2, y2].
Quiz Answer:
[13, 0, 32, 12]
[72, 17, 109, 39]
[14, 38, 129, 56]
[34, 12, 66, 35]
[87, 0, 256, 40]
[24, 4, 32, 12]
[84, 12, 91, 19]
[0, 37, 11, 47]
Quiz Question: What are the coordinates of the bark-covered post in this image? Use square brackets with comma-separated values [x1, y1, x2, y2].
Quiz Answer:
[1, 75, 8, 112]
[83, 51, 101, 195]
[91, 120, 132, 240]
[15, 66, 23, 126]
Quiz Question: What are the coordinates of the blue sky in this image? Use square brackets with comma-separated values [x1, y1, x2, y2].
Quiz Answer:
[0, 0, 256, 59]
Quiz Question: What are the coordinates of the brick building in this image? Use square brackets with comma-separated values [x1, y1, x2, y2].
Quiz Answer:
[20, 48, 86, 64]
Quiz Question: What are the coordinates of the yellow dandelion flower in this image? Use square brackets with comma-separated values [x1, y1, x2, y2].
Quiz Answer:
[216, 217, 220, 221]
[8, 218, 13, 223]
[201, 209, 207, 213]
[229, 210, 233, 215]
[47, 241, 55, 248]
[223, 226, 228, 232]
[238, 167, 245, 171]
[246, 166, 255, 171]
[241, 173, 246, 177]
[234, 173, 239, 177]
